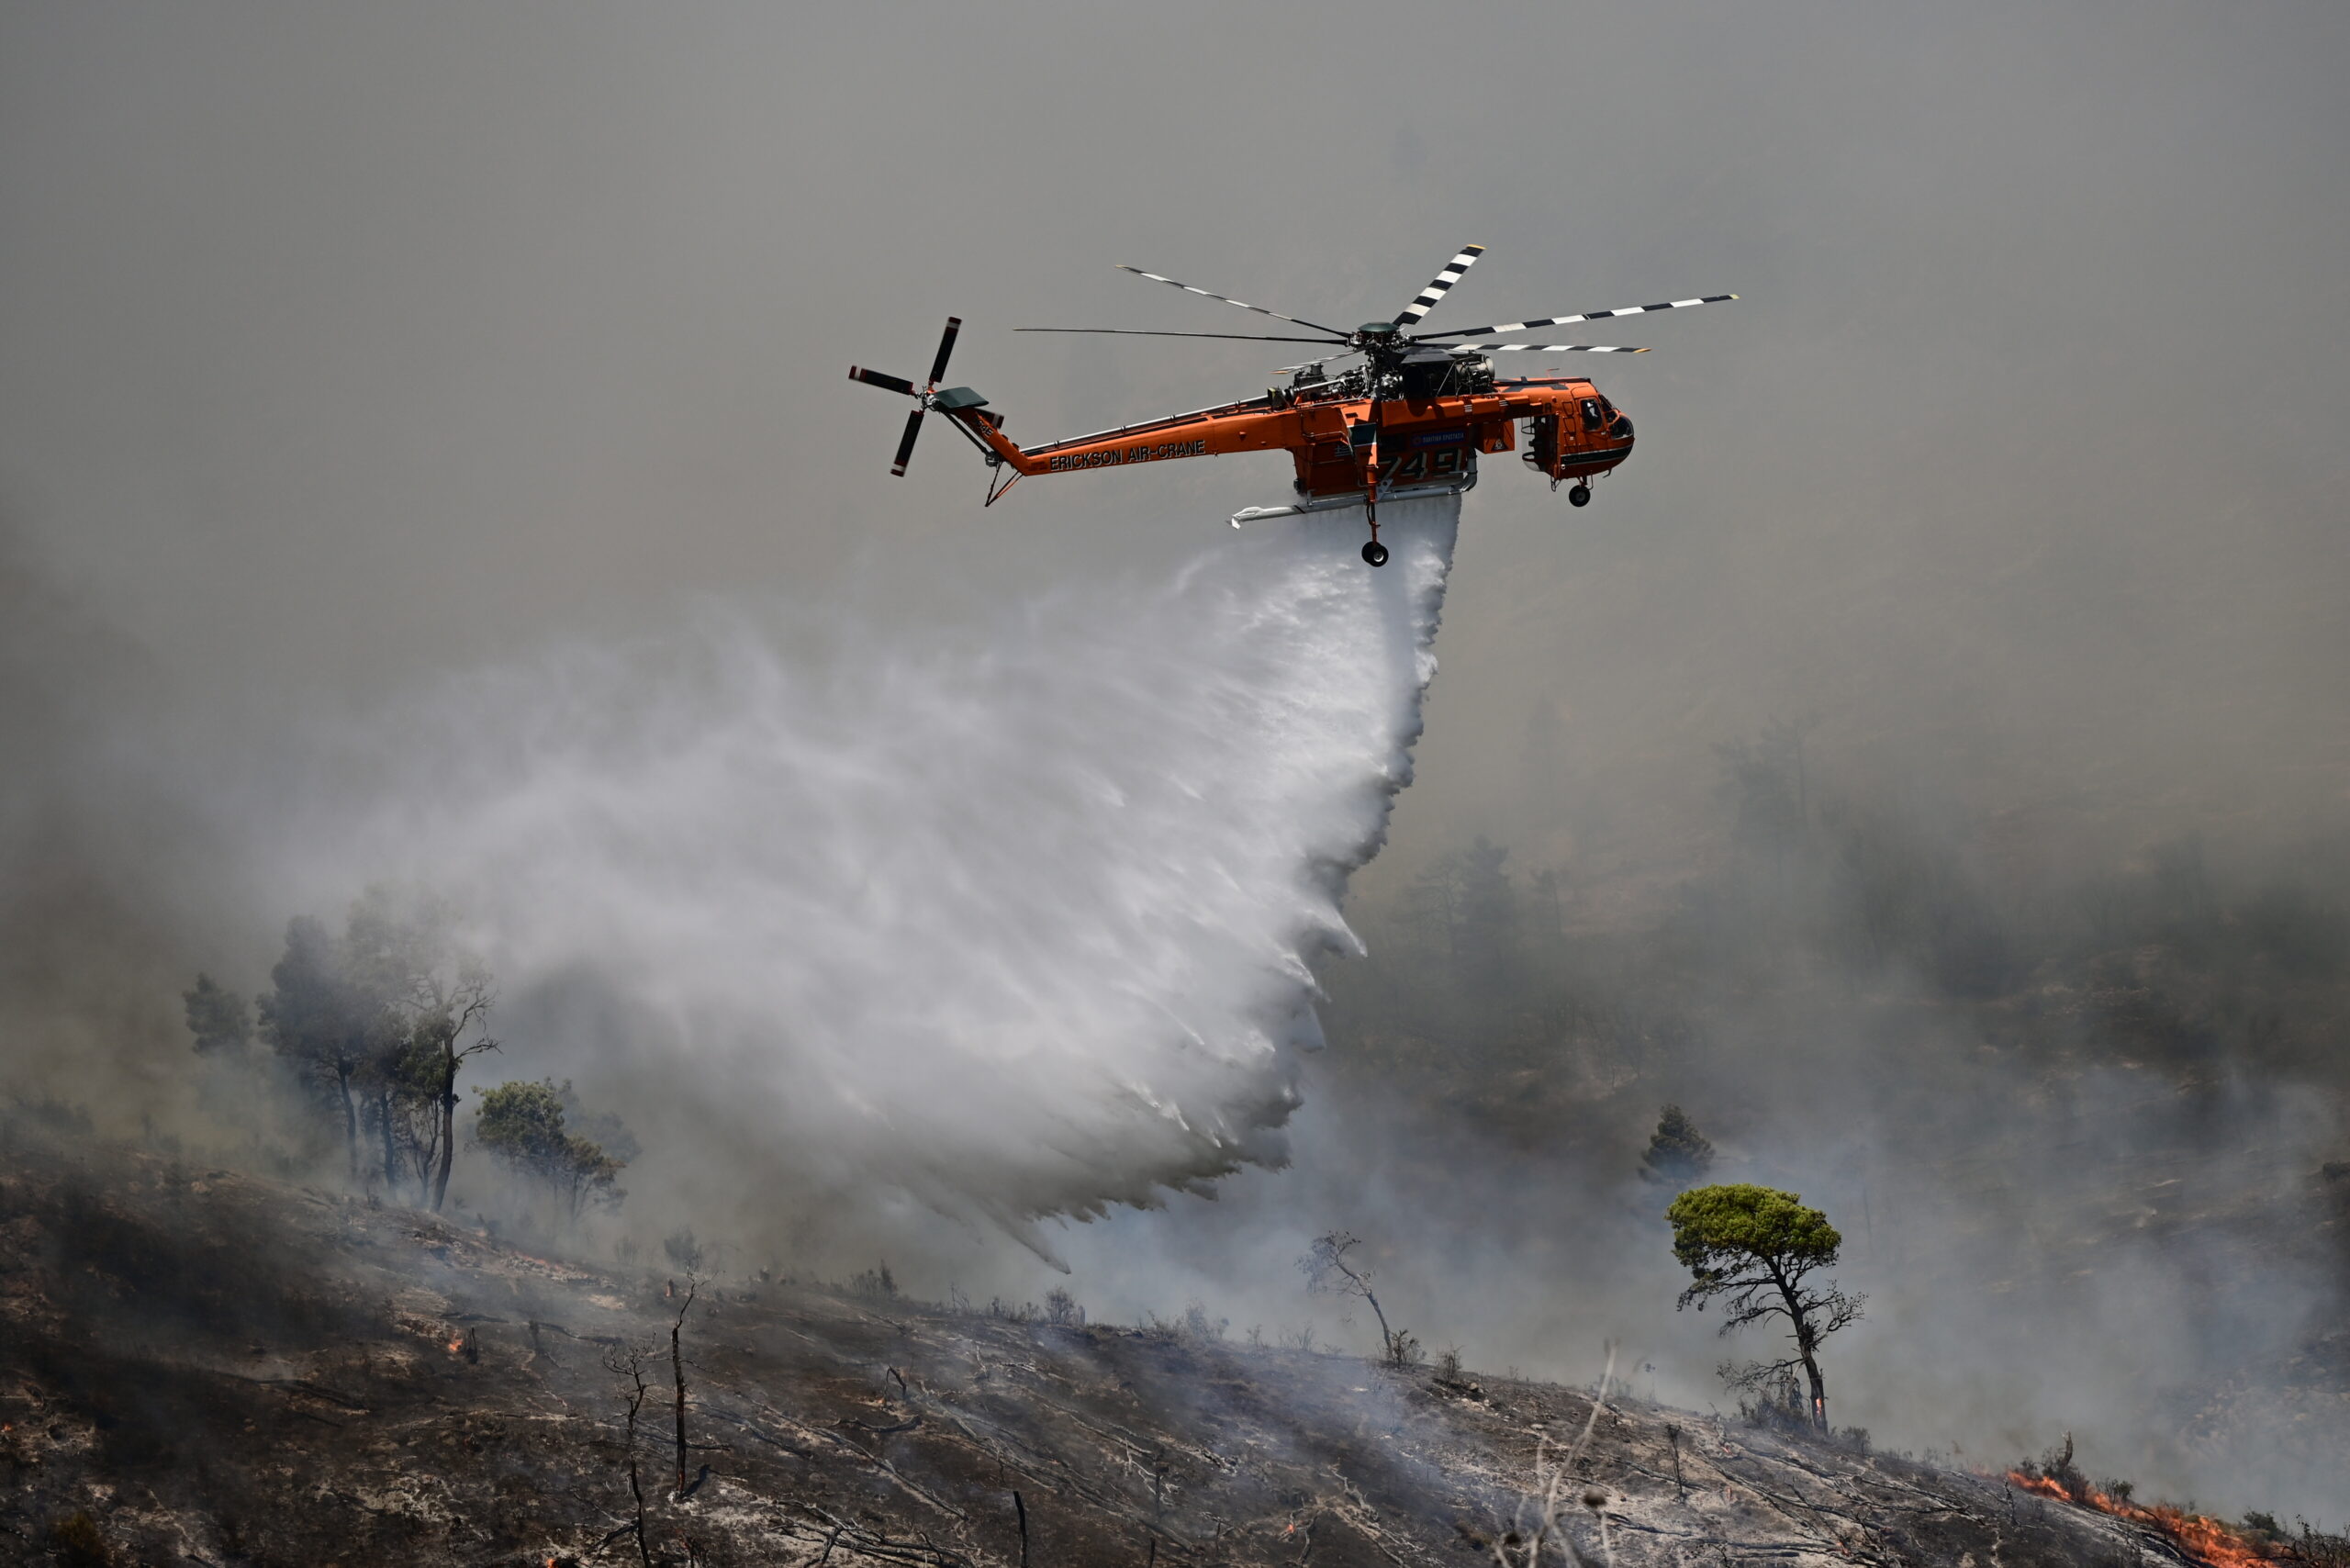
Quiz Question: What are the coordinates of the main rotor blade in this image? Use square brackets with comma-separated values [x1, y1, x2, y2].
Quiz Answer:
[1113, 265, 1350, 338]
[1453, 343, 1650, 353]
[1014, 327, 1347, 343]
[890, 409, 925, 476]
[849, 365, 918, 397]
[927, 316, 962, 388]
[1416, 295, 1735, 341]
[1391, 243, 1485, 328]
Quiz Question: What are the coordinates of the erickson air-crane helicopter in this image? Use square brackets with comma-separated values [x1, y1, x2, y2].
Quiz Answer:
[848, 244, 1732, 566]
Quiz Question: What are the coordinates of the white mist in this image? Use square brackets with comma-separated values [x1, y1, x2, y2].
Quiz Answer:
[294, 497, 1460, 1245]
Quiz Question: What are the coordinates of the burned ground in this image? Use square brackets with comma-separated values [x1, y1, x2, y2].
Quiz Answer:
[0, 1124, 2243, 1568]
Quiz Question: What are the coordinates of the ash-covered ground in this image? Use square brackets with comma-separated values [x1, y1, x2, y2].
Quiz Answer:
[0, 1118, 2267, 1568]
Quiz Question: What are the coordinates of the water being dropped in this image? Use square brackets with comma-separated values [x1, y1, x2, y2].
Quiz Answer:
[308, 496, 1461, 1237]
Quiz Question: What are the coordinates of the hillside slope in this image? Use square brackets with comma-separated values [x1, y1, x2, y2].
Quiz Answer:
[0, 1128, 2244, 1568]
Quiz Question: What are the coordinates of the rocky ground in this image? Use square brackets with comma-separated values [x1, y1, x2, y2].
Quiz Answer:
[5, 1122, 2290, 1568]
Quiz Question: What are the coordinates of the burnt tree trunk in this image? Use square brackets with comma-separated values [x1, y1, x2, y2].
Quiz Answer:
[614, 1351, 654, 1568]
[1765, 1263, 1831, 1431]
[670, 1281, 697, 1496]
[1362, 1286, 1397, 1362]
[431, 1040, 458, 1213]
[626, 1457, 652, 1567]
[334, 1062, 359, 1180]
[672, 1321, 688, 1495]
[1799, 1341, 1829, 1431]
[375, 1089, 399, 1193]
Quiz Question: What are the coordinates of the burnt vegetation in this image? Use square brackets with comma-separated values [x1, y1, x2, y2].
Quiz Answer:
[0, 1107, 2306, 1568]
[179, 889, 636, 1244]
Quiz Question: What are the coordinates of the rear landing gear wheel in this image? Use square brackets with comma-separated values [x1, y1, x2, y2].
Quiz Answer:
[1568, 484, 1592, 508]
[1361, 541, 1390, 567]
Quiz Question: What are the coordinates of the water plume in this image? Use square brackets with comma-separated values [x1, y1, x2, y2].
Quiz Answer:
[288, 498, 1460, 1244]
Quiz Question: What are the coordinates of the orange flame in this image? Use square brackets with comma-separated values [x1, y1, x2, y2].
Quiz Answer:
[447, 1337, 466, 1354]
[2007, 1472, 2273, 1567]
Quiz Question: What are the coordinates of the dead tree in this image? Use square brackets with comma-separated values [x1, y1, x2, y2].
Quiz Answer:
[670, 1274, 699, 1497]
[423, 970, 496, 1212]
[1299, 1230, 1413, 1363]
[601, 1344, 656, 1568]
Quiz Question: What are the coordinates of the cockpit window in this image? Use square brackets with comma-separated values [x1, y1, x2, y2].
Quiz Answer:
[1581, 398, 1604, 431]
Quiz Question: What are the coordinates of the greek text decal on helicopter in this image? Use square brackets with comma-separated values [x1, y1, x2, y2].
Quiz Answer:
[848, 244, 1733, 566]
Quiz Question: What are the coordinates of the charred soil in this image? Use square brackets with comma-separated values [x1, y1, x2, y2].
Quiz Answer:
[0, 1129, 2253, 1567]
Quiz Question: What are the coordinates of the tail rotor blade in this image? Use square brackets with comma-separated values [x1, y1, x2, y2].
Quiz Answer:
[927, 317, 962, 388]
[890, 409, 926, 476]
[850, 365, 919, 396]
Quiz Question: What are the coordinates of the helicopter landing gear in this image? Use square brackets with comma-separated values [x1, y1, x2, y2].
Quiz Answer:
[1568, 483, 1592, 508]
[1362, 540, 1389, 567]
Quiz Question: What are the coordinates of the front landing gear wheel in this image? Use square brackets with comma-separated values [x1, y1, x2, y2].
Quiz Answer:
[1361, 541, 1390, 567]
[1568, 484, 1592, 508]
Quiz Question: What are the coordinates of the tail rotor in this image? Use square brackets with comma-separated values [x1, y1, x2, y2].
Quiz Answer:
[848, 316, 963, 476]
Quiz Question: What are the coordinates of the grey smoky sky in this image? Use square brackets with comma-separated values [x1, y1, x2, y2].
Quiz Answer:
[4, 0, 2349, 1520]
[4, 3, 2343, 774]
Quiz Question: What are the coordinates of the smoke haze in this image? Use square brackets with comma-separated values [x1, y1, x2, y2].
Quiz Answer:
[3, 0, 2346, 1529]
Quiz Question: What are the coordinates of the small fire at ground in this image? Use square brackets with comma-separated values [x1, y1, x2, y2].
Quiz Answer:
[2007, 1472, 2271, 1567]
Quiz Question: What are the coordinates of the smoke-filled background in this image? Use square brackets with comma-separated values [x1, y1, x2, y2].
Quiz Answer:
[4, 0, 2346, 1526]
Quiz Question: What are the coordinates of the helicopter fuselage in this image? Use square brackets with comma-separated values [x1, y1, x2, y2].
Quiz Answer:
[941, 365, 1634, 512]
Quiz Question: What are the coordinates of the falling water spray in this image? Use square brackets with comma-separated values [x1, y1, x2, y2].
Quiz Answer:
[277, 497, 1462, 1247]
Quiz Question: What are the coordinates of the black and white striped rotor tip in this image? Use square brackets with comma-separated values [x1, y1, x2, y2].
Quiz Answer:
[1419, 294, 1734, 341]
[1452, 343, 1651, 354]
[1391, 243, 1486, 328]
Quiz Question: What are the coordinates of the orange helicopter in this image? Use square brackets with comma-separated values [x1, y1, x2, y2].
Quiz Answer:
[848, 244, 1732, 566]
